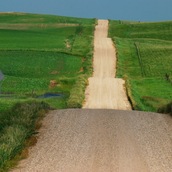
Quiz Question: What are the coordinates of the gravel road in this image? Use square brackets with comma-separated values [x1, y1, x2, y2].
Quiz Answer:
[12, 109, 172, 172]
[83, 20, 131, 110]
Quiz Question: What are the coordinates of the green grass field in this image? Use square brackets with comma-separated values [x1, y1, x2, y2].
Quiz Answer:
[109, 20, 172, 112]
[1, 13, 172, 170]
[0, 13, 94, 54]
[0, 13, 95, 111]
[0, 13, 95, 170]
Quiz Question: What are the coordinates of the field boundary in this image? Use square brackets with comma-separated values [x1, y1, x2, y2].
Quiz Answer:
[134, 42, 145, 77]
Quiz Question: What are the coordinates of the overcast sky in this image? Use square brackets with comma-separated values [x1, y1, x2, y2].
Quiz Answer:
[0, 0, 172, 21]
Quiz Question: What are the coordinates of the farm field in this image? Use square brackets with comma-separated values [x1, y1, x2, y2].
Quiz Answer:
[0, 12, 95, 111]
[109, 20, 172, 112]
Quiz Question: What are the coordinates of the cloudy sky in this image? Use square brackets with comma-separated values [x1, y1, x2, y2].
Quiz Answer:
[0, 0, 172, 21]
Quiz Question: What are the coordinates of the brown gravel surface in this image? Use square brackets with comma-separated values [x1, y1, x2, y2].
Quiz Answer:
[12, 109, 172, 172]
[83, 20, 131, 109]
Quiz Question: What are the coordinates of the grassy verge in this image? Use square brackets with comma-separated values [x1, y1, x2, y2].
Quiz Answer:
[67, 74, 88, 108]
[0, 101, 50, 172]
[109, 20, 172, 113]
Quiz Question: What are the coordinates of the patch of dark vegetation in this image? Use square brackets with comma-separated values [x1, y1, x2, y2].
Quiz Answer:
[158, 102, 172, 115]
[0, 101, 50, 171]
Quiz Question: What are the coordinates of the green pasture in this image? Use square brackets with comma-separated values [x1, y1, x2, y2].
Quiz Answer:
[110, 20, 172, 40]
[109, 21, 172, 112]
[0, 50, 82, 111]
[0, 13, 95, 56]
[0, 51, 82, 78]
[0, 13, 95, 111]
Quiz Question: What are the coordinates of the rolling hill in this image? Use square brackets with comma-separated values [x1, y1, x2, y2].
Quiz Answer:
[0, 13, 172, 171]
[0, 12, 95, 111]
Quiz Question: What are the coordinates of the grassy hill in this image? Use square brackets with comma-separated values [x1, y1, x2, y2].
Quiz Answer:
[0, 13, 95, 171]
[0, 13, 95, 111]
[109, 20, 172, 112]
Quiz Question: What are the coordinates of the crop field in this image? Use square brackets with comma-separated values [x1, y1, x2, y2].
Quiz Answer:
[109, 20, 172, 112]
[0, 13, 95, 112]
[0, 13, 94, 54]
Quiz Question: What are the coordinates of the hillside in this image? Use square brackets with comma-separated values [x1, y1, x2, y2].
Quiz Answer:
[0, 12, 95, 111]
[0, 13, 95, 171]
[109, 20, 172, 112]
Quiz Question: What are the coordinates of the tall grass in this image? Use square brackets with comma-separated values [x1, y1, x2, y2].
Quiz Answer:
[0, 101, 50, 171]
[67, 74, 91, 108]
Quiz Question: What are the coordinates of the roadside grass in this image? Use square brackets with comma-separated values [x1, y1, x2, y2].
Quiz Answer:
[109, 21, 172, 113]
[0, 12, 95, 170]
[129, 78, 172, 111]
[67, 74, 88, 108]
[0, 101, 50, 172]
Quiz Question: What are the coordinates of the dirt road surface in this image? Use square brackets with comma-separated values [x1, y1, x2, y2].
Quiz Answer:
[83, 20, 131, 109]
[13, 109, 172, 172]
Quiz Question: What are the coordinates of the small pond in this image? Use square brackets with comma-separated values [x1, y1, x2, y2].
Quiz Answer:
[37, 93, 64, 99]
